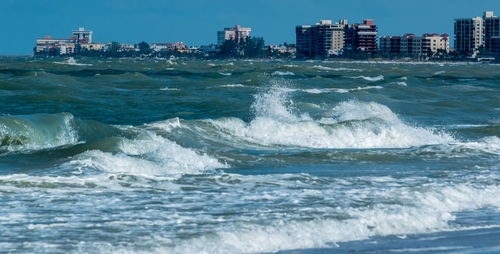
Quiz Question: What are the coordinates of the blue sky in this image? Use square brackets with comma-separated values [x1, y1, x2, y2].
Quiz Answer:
[0, 0, 498, 54]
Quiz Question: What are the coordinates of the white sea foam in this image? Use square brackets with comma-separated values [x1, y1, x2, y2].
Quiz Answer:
[395, 81, 408, 86]
[433, 70, 446, 75]
[301, 86, 382, 94]
[54, 57, 92, 66]
[313, 65, 362, 72]
[353, 75, 384, 82]
[218, 84, 246, 88]
[160, 87, 180, 91]
[206, 87, 454, 149]
[271, 71, 295, 76]
[219, 72, 232, 76]
[129, 180, 500, 254]
[69, 131, 227, 176]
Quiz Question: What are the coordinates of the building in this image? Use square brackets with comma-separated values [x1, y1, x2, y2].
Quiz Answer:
[217, 25, 251, 45]
[296, 25, 313, 58]
[345, 20, 378, 53]
[296, 19, 377, 58]
[35, 35, 76, 55]
[380, 33, 449, 56]
[493, 36, 500, 61]
[312, 20, 345, 57]
[151, 42, 188, 52]
[483, 11, 500, 54]
[423, 34, 450, 54]
[79, 43, 106, 51]
[72, 27, 93, 44]
[379, 36, 401, 54]
[455, 16, 484, 56]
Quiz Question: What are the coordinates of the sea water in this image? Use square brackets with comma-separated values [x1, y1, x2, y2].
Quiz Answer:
[0, 58, 499, 253]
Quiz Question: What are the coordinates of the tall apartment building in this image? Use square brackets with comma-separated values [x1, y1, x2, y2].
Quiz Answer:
[493, 36, 500, 60]
[345, 20, 378, 53]
[72, 27, 93, 44]
[455, 15, 484, 56]
[296, 25, 313, 58]
[296, 20, 345, 58]
[217, 25, 251, 45]
[380, 33, 449, 56]
[296, 19, 377, 58]
[483, 12, 500, 54]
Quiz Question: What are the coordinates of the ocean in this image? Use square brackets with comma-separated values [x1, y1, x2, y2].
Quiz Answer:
[0, 57, 499, 253]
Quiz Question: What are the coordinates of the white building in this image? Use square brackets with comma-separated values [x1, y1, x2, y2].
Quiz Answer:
[72, 27, 93, 44]
[217, 25, 251, 45]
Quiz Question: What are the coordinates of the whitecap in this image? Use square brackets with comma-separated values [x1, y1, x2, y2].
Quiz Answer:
[353, 75, 384, 82]
[271, 71, 295, 76]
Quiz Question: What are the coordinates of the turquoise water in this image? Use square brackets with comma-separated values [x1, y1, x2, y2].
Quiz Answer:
[0, 58, 499, 253]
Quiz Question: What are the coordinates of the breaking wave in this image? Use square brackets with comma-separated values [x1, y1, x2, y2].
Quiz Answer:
[67, 130, 227, 176]
[202, 86, 454, 149]
[0, 113, 79, 152]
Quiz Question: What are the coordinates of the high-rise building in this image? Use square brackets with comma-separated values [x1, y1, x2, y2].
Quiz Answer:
[296, 25, 313, 58]
[295, 19, 376, 58]
[483, 11, 500, 54]
[345, 20, 378, 53]
[493, 36, 500, 61]
[296, 20, 345, 58]
[454, 16, 483, 56]
[217, 25, 251, 46]
[312, 20, 345, 57]
[72, 27, 93, 44]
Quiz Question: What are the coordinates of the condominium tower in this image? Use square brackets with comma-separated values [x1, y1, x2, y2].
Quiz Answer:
[296, 19, 377, 58]
[454, 11, 500, 56]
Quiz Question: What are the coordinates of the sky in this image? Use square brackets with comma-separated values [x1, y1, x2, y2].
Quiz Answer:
[0, 0, 499, 55]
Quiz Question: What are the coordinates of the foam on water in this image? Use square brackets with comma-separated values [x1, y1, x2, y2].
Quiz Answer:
[272, 71, 295, 76]
[313, 65, 362, 72]
[353, 75, 385, 82]
[100, 177, 500, 254]
[160, 87, 180, 91]
[206, 86, 453, 149]
[217, 84, 247, 88]
[69, 130, 227, 176]
[54, 57, 92, 66]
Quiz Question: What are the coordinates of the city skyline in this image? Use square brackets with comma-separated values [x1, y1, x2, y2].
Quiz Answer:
[1, 0, 499, 55]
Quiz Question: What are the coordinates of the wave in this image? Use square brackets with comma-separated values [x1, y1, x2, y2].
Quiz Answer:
[272, 71, 295, 76]
[199, 86, 453, 149]
[301, 86, 383, 94]
[0, 113, 79, 153]
[217, 84, 247, 88]
[67, 130, 227, 176]
[160, 87, 180, 91]
[313, 65, 362, 72]
[54, 57, 92, 66]
[126, 177, 500, 254]
[353, 75, 384, 82]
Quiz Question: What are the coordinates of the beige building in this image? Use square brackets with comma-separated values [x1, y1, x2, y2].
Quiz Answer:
[217, 25, 251, 45]
[79, 43, 106, 51]
[423, 34, 450, 54]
